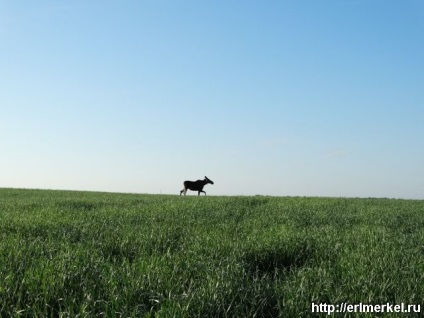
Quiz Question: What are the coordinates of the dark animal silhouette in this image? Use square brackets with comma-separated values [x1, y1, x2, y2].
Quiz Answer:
[180, 176, 214, 196]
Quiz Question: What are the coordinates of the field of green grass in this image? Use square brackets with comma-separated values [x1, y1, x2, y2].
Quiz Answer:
[0, 188, 423, 317]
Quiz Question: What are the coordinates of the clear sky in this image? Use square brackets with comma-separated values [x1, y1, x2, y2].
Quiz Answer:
[1, 1, 423, 199]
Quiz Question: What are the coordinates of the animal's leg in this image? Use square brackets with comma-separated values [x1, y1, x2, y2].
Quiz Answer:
[200, 190, 206, 196]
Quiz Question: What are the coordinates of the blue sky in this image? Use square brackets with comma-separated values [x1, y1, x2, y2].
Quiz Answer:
[1, 1, 423, 198]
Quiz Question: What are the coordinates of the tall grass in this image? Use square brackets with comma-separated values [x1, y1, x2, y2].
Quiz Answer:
[0, 188, 423, 317]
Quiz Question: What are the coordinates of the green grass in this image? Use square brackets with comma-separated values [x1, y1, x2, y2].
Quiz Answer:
[1, 188, 423, 317]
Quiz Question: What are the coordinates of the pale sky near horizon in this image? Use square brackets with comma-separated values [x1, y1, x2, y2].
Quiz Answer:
[1, 1, 423, 199]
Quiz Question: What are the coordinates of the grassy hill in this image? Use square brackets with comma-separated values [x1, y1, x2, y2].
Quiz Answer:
[1, 188, 423, 317]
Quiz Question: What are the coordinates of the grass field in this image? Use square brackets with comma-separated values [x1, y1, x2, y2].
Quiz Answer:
[0, 188, 423, 317]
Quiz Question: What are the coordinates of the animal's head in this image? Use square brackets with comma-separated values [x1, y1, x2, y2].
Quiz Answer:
[205, 176, 214, 185]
